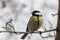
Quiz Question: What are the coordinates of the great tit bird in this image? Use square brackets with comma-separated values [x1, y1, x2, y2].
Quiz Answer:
[21, 10, 43, 39]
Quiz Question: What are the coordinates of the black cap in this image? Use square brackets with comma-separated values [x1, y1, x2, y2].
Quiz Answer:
[31, 10, 41, 16]
[32, 10, 40, 14]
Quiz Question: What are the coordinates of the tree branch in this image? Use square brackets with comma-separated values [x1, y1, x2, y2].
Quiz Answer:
[0, 29, 56, 34]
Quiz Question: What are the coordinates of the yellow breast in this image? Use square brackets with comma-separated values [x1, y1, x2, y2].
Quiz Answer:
[28, 16, 43, 32]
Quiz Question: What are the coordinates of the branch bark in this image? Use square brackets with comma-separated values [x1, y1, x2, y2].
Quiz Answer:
[55, 0, 60, 40]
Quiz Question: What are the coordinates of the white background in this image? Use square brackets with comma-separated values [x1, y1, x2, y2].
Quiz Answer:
[0, 0, 59, 40]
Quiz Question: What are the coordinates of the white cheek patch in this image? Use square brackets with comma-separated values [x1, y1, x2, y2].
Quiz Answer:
[35, 13, 42, 15]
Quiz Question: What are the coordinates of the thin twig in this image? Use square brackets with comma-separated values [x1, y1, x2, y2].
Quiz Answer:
[51, 14, 58, 17]
[48, 21, 52, 28]
[0, 29, 56, 34]
[2, 18, 15, 31]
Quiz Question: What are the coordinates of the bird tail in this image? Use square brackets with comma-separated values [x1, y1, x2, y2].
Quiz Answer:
[21, 33, 28, 39]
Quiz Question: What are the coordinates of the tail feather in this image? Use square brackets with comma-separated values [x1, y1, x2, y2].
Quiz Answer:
[21, 33, 28, 39]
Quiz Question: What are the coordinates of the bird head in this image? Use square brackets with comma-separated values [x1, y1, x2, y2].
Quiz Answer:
[31, 10, 42, 16]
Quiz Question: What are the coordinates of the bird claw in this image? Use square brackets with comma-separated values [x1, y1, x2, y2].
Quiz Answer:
[39, 31, 42, 35]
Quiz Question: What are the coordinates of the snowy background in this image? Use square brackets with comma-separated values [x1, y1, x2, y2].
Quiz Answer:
[0, 0, 59, 40]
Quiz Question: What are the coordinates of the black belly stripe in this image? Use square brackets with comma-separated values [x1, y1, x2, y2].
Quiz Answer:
[34, 16, 40, 30]
[37, 16, 40, 27]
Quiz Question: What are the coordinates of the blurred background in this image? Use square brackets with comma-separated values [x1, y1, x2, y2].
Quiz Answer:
[0, 0, 58, 40]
